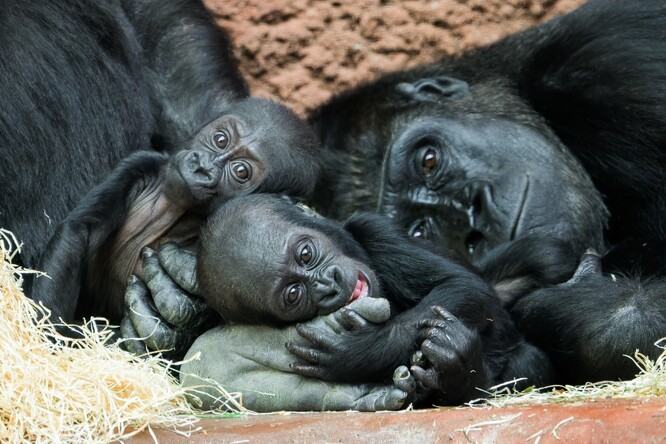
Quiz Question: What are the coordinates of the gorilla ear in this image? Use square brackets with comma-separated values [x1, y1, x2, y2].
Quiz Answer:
[395, 76, 469, 102]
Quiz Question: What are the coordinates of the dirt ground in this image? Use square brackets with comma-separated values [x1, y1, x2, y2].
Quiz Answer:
[204, 0, 587, 116]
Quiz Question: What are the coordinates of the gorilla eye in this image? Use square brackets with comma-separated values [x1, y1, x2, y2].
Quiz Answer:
[408, 220, 429, 240]
[231, 161, 251, 182]
[422, 148, 438, 176]
[285, 284, 303, 305]
[299, 244, 313, 265]
[212, 131, 229, 149]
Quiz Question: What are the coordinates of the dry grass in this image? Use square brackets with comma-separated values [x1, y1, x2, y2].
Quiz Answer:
[0, 230, 240, 443]
[472, 341, 666, 408]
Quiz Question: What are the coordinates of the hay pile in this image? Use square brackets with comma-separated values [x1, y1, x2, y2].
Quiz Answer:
[479, 340, 666, 407]
[0, 230, 236, 443]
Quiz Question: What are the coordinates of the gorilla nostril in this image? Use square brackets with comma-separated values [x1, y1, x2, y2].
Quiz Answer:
[332, 265, 343, 284]
[465, 230, 484, 256]
[315, 287, 343, 310]
[472, 193, 483, 217]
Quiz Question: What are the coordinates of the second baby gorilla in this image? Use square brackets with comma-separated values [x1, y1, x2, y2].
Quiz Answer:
[192, 194, 552, 405]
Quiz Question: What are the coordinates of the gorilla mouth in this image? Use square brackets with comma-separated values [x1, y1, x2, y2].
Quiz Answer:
[348, 273, 370, 303]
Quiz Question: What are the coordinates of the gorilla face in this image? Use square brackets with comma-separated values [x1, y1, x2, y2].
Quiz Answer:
[197, 195, 380, 326]
[314, 75, 608, 264]
[165, 97, 320, 208]
[381, 112, 605, 263]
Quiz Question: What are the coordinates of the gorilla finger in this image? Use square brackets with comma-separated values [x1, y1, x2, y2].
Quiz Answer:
[143, 320, 194, 356]
[125, 276, 158, 316]
[285, 341, 323, 364]
[423, 322, 475, 349]
[393, 365, 416, 394]
[416, 318, 449, 331]
[568, 249, 602, 283]
[157, 242, 200, 294]
[410, 365, 439, 391]
[418, 326, 453, 344]
[421, 338, 458, 368]
[125, 283, 183, 352]
[143, 248, 211, 328]
[295, 324, 337, 349]
[119, 316, 148, 356]
[289, 362, 328, 379]
[340, 308, 370, 330]
[382, 388, 410, 411]
[357, 388, 409, 411]
[431, 306, 459, 323]
[411, 350, 427, 367]
[153, 284, 210, 329]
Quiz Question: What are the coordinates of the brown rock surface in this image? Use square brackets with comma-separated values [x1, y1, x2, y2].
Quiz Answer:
[204, 0, 587, 115]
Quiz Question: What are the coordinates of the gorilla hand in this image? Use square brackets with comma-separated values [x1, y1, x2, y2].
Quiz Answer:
[180, 298, 415, 412]
[409, 306, 488, 405]
[286, 297, 395, 382]
[120, 243, 219, 360]
[478, 234, 578, 307]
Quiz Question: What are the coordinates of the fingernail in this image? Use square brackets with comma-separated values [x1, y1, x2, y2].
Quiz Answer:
[127, 275, 138, 285]
[142, 248, 155, 259]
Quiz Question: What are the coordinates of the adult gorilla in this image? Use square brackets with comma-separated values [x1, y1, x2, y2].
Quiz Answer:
[0, 0, 246, 282]
[310, 0, 666, 383]
[134, 0, 666, 387]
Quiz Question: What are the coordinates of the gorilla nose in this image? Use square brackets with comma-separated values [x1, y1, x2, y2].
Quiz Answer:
[181, 150, 219, 186]
[312, 265, 345, 310]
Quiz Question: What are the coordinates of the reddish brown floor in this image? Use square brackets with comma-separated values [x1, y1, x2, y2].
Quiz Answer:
[131, 398, 666, 443]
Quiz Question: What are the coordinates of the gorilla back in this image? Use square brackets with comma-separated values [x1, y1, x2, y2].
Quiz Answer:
[0, 0, 150, 267]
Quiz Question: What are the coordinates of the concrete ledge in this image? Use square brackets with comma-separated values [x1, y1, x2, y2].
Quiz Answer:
[131, 398, 666, 443]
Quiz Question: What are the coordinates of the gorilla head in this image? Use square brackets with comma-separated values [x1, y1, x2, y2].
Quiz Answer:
[197, 195, 379, 326]
[166, 97, 320, 208]
[312, 72, 608, 265]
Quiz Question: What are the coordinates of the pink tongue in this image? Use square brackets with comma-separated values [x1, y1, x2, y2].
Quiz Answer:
[351, 275, 366, 301]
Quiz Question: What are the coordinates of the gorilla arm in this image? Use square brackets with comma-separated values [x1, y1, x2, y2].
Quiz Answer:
[33, 151, 169, 322]
[287, 212, 553, 403]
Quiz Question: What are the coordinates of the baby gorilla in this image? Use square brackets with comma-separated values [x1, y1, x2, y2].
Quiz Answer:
[195, 194, 553, 405]
[33, 98, 319, 324]
[198, 197, 377, 325]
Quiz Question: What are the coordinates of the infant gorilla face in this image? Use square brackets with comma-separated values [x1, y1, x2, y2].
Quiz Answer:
[197, 195, 380, 326]
[165, 98, 319, 208]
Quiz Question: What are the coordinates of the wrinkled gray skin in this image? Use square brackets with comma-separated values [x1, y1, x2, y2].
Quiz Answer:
[121, 244, 415, 412]
[181, 298, 416, 412]
[120, 245, 216, 359]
